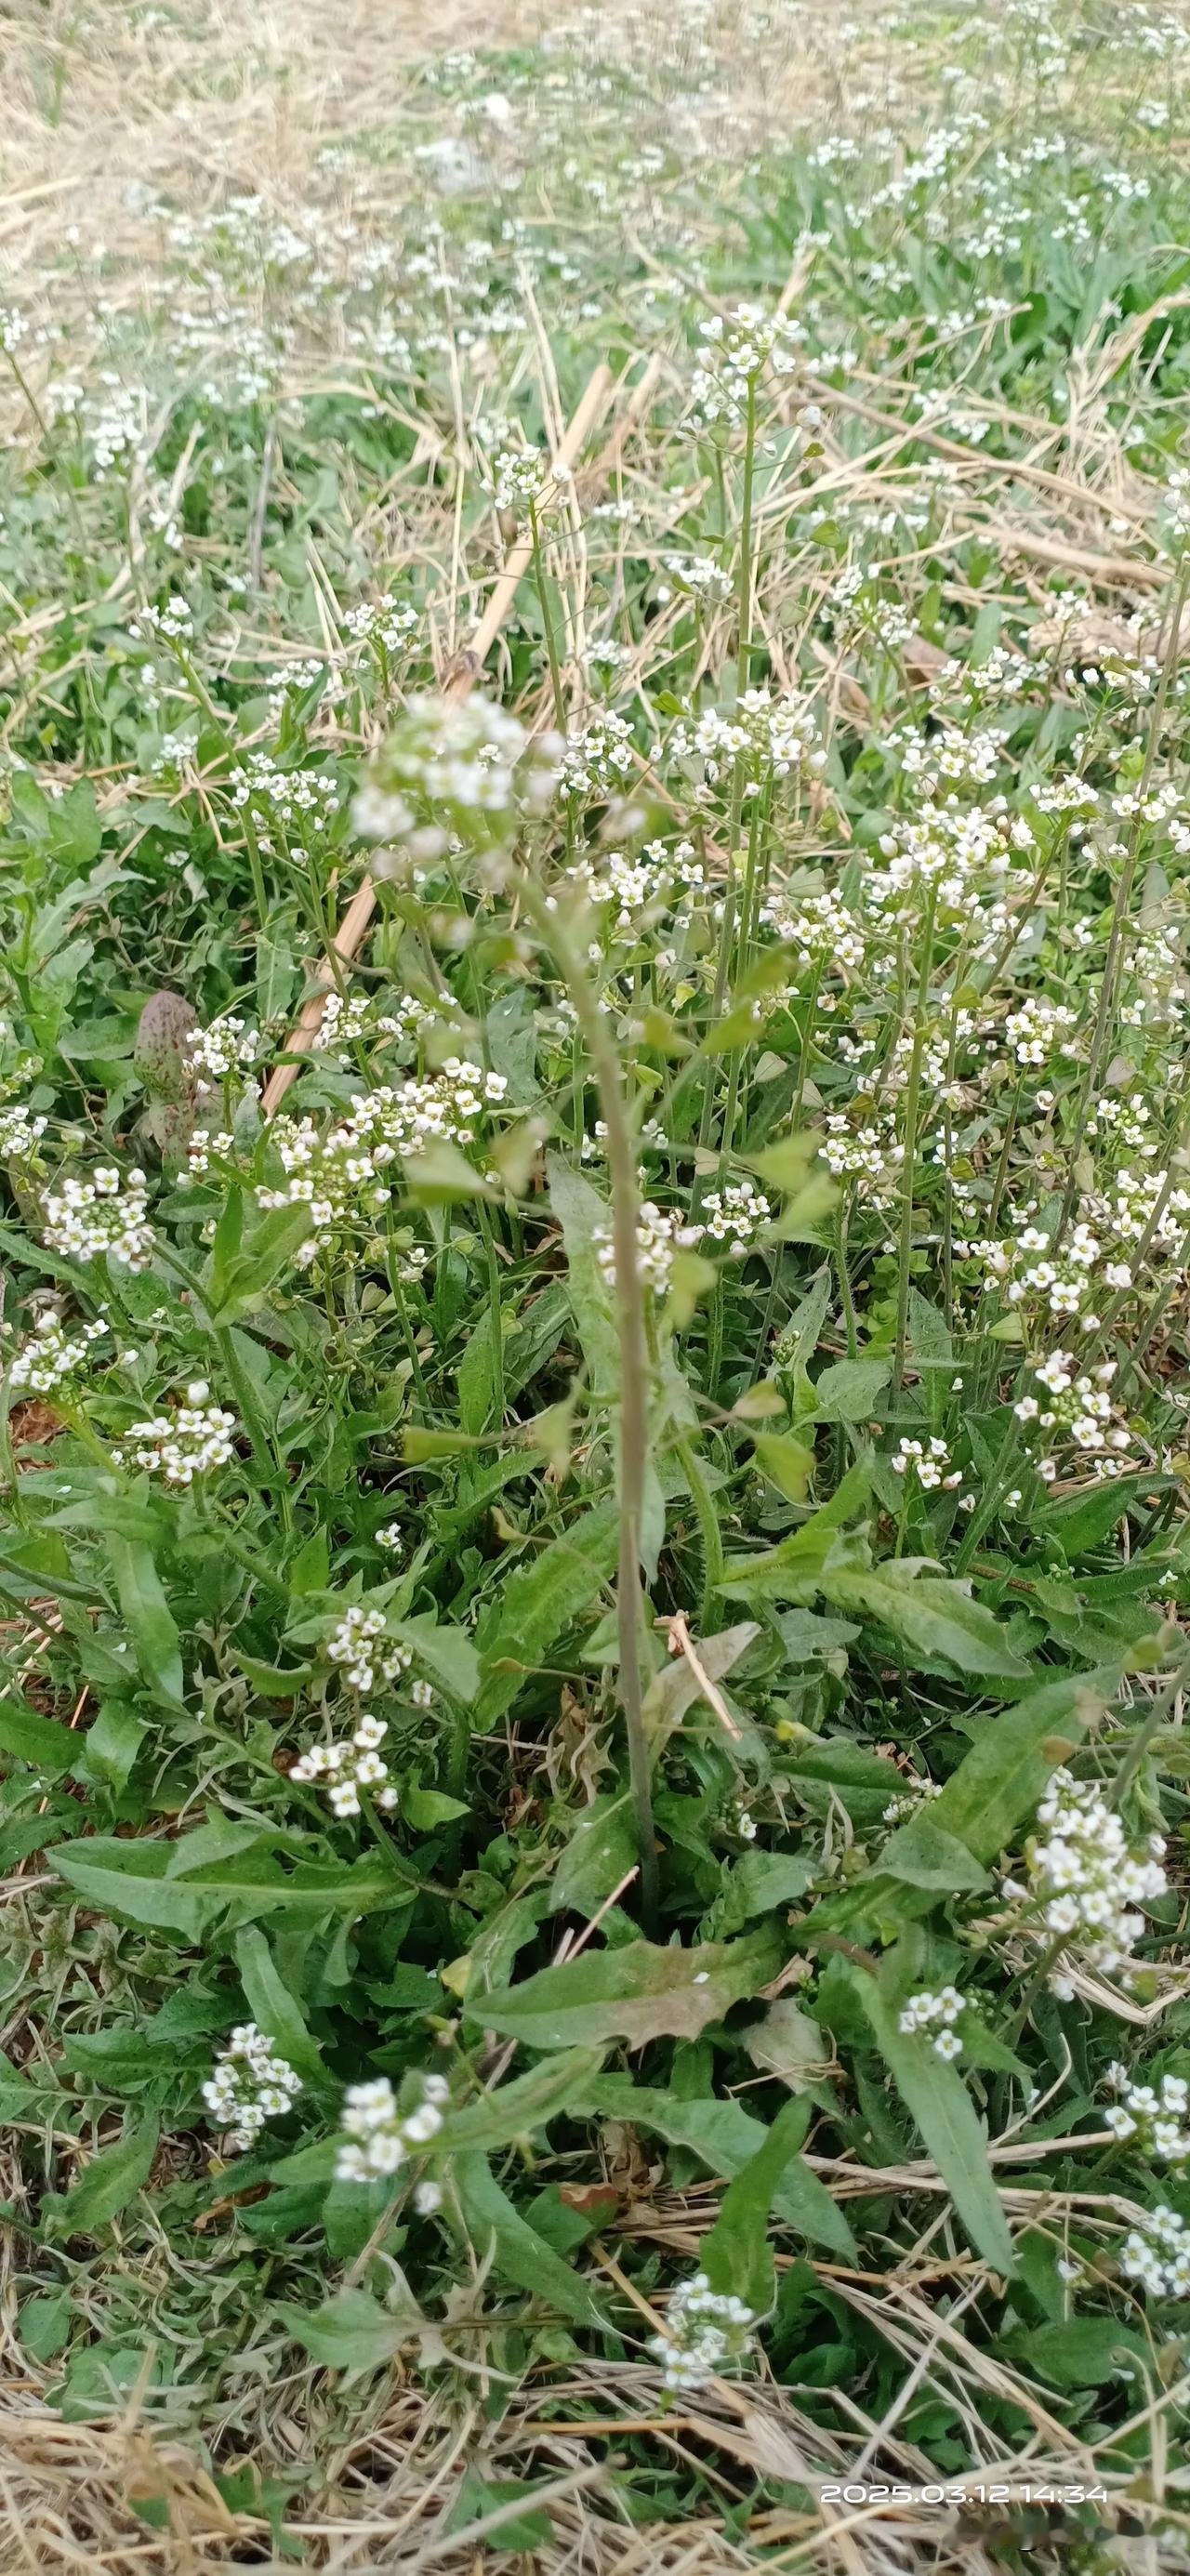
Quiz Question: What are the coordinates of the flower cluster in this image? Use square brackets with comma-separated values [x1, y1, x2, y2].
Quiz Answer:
[134, 596, 193, 641]
[1103, 2065, 1190, 2163]
[1013, 1354, 1131, 1482]
[42, 1168, 155, 1272]
[0, 1103, 48, 1166]
[701, 1181, 771, 1256]
[1004, 1769, 1169, 1990]
[352, 693, 559, 857]
[290, 1711, 400, 1817]
[9, 1312, 108, 1394]
[668, 690, 823, 790]
[484, 439, 571, 516]
[201, 2024, 302, 2153]
[892, 1435, 964, 1494]
[196, 1061, 509, 1257]
[882, 1775, 944, 1825]
[229, 752, 339, 828]
[326, 1605, 412, 1694]
[897, 1986, 964, 2059]
[334, 2069, 450, 2182]
[595, 1202, 701, 1295]
[557, 708, 639, 801]
[691, 305, 801, 425]
[185, 1016, 259, 1087]
[1119, 2203, 1190, 2300]
[113, 1380, 238, 1484]
[647, 2272, 757, 2393]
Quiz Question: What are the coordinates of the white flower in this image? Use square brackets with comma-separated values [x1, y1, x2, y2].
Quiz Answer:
[201, 2024, 301, 2154]
[335, 2070, 449, 2183]
[647, 2270, 756, 2393]
[42, 1168, 155, 1272]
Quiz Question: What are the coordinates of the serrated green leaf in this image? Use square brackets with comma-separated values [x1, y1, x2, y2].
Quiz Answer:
[819, 1561, 1029, 1679]
[43, 2111, 160, 2238]
[474, 1499, 618, 1724]
[473, 1927, 781, 2051]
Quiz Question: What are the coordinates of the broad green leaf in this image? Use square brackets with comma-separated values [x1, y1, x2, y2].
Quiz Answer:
[819, 1561, 1029, 1679]
[456, 1303, 501, 1435]
[102, 1534, 184, 1708]
[403, 1782, 469, 1830]
[878, 1811, 991, 1894]
[752, 1432, 815, 1503]
[474, 1927, 782, 2052]
[390, 1616, 480, 1706]
[998, 2318, 1147, 2388]
[717, 1467, 870, 1602]
[53, 1836, 401, 1941]
[474, 1499, 618, 1724]
[0, 1699, 79, 1775]
[810, 1358, 890, 1423]
[206, 1205, 313, 1321]
[277, 2288, 416, 2370]
[234, 1926, 324, 2085]
[588, 2077, 854, 2256]
[43, 2111, 160, 2237]
[928, 1668, 1115, 1866]
[449, 2150, 603, 2323]
[700, 2095, 812, 2315]
[857, 1977, 1014, 2274]
[434, 2051, 604, 2155]
[704, 1848, 817, 1936]
[906, 1288, 954, 1367]
[642, 1620, 760, 1739]
[548, 1792, 637, 1917]
[546, 1156, 618, 1401]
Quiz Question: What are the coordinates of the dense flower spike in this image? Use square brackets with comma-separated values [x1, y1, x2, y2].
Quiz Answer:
[334, 2071, 451, 2183]
[647, 2273, 757, 2393]
[202, 2026, 302, 2153]
[42, 1169, 155, 1272]
[1004, 1771, 1169, 1991]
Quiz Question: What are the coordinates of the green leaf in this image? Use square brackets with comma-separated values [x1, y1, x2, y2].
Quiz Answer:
[53, 1836, 401, 1941]
[234, 1926, 324, 2085]
[546, 1156, 618, 1400]
[810, 1359, 890, 1423]
[403, 1782, 469, 1829]
[998, 2318, 1148, 2388]
[0, 1699, 79, 1775]
[390, 1616, 480, 1706]
[928, 1669, 1115, 1866]
[207, 1205, 313, 1322]
[588, 2077, 854, 2255]
[449, 2151, 603, 2323]
[700, 2096, 812, 2315]
[856, 1977, 1014, 2274]
[102, 1534, 184, 1709]
[752, 1433, 815, 1503]
[277, 2288, 416, 2370]
[705, 1848, 817, 1936]
[43, 2111, 160, 2238]
[878, 1812, 991, 1894]
[435, 2051, 604, 2155]
[548, 1792, 637, 1917]
[474, 1499, 618, 1724]
[445, 2472, 554, 2553]
[474, 1927, 782, 2052]
[717, 1466, 870, 1602]
[818, 1561, 1029, 1679]
[456, 1304, 501, 1436]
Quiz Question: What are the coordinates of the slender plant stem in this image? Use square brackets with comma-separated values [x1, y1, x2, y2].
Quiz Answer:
[522, 881, 658, 1929]
[891, 886, 938, 1397]
[529, 501, 566, 733]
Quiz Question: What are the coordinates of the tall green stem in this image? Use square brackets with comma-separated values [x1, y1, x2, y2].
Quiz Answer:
[891, 886, 938, 1398]
[522, 884, 657, 1929]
